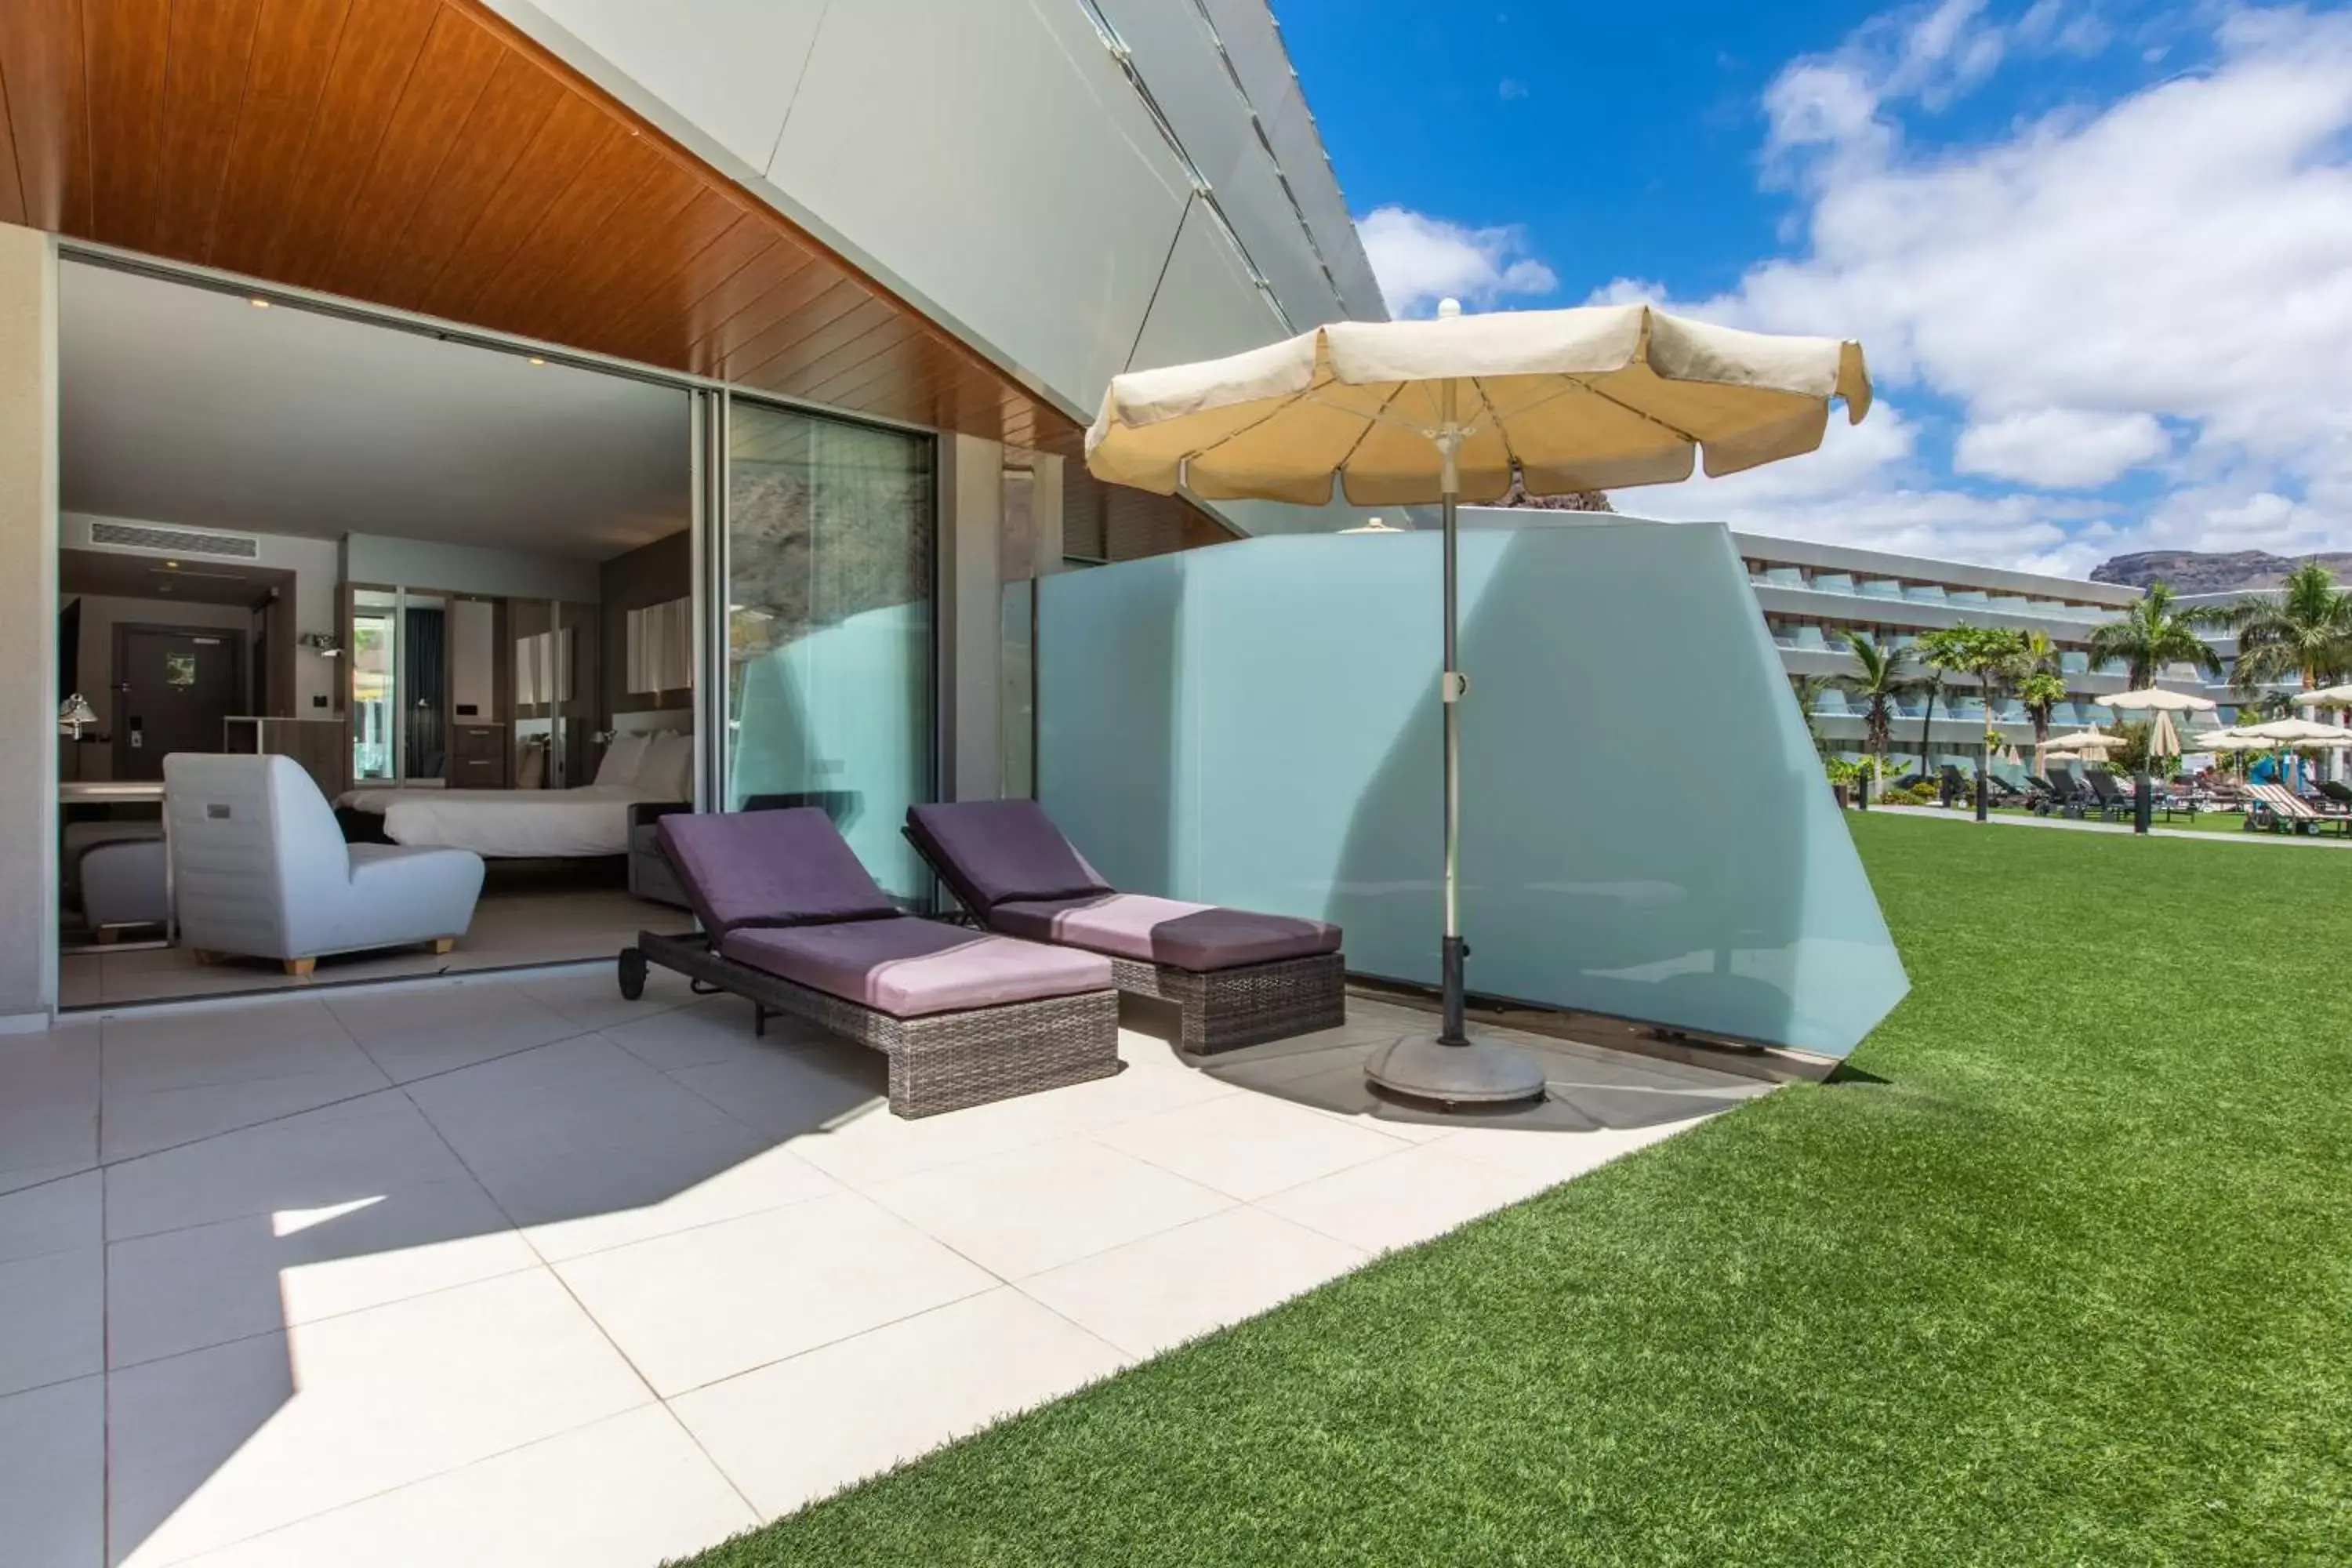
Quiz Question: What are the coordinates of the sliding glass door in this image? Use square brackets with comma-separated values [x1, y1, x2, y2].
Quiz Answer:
[724, 401, 935, 898]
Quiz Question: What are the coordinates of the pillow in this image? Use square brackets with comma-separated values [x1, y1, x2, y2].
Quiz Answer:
[905, 800, 1112, 911]
[594, 731, 652, 787]
[639, 731, 694, 800]
[656, 808, 898, 935]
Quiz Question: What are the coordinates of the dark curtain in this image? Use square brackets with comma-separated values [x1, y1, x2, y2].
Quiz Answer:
[58, 598, 81, 699]
[404, 606, 446, 776]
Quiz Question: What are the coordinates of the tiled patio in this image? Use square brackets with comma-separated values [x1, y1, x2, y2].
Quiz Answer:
[0, 964, 1769, 1567]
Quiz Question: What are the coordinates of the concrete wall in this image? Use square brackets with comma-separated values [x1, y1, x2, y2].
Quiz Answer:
[0, 223, 59, 1026]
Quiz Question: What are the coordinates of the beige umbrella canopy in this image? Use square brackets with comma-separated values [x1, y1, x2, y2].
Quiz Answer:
[1087, 302, 1871, 503]
[1087, 299, 1871, 1108]
[2291, 684, 2352, 707]
[2045, 728, 2123, 753]
[2103, 687, 2217, 716]
[2235, 717, 2349, 745]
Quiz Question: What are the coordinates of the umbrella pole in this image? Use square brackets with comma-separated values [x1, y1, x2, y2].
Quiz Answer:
[1364, 373, 1545, 1109]
[1439, 466, 1468, 1046]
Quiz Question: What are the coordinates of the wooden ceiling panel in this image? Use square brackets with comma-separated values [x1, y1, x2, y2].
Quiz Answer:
[259, 0, 444, 288]
[82, 0, 169, 253]
[0, 64, 23, 227]
[205, 0, 358, 275]
[0, 0, 93, 232]
[2, 0, 1078, 449]
[149, 0, 263, 260]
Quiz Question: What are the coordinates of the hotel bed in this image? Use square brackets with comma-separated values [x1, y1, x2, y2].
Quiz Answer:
[336, 728, 691, 858]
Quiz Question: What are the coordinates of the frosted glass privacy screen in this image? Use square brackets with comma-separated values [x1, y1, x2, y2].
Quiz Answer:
[1037, 520, 1907, 1058]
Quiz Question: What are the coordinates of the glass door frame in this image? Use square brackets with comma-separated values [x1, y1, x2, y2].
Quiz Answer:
[693, 388, 944, 829]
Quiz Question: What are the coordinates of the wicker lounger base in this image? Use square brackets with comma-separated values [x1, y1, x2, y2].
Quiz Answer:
[623, 931, 1120, 1120]
[1109, 951, 1347, 1054]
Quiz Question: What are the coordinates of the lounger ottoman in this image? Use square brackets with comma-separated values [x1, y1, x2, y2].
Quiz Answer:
[906, 800, 1346, 1054]
[619, 808, 1120, 1119]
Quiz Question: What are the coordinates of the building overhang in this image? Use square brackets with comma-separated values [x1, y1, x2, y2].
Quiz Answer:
[0, 0, 1074, 449]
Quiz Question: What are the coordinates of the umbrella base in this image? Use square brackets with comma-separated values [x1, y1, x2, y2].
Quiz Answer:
[1365, 1032, 1549, 1109]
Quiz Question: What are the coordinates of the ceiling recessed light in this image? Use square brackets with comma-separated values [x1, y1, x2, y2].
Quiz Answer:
[249, 297, 270, 309]
[527, 356, 546, 366]
[164, 559, 180, 568]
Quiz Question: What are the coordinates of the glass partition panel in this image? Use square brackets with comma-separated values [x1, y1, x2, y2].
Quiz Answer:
[1037, 520, 1909, 1058]
[725, 402, 935, 898]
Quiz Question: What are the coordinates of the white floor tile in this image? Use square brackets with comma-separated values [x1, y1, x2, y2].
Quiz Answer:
[325, 983, 587, 1083]
[107, 1175, 535, 1368]
[104, 1093, 472, 1243]
[1092, 1091, 1414, 1201]
[401, 1036, 742, 1171]
[1255, 1144, 1552, 1255]
[864, 1139, 1234, 1279]
[0, 1170, 103, 1264]
[171, 1406, 753, 1568]
[518, 964, 697, 1035]
[100, 1000, 371, 1097]
[673, 1288, 1127, 1519]
[0, 1028, 100, 1192]
[784, 1057, 1240, 1190]
[100, 1062, 395, 1163]
[110, 1270, 652, 1567]
[554, 1192, 996, 1397]
[1019, 1207, 1368, 1359]
[0, 1245, 103, 1398]
[601, 994, 778, 1073]
[665, 1038, 891, 1141]
[466, 1123, 844, 1264]
[0, 1374, 103, 1568]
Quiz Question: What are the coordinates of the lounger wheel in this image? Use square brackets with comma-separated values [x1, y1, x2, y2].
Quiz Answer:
[618, 946, 648, 1001]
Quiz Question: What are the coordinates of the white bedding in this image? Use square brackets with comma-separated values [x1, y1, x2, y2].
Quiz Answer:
[336, 784, 674, 858]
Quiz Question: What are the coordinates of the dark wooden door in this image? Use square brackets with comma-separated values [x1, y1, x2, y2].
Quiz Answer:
[114, 626, 245, 782]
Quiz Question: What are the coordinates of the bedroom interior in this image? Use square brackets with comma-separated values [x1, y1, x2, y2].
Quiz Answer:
[54, 257, 703, 1007]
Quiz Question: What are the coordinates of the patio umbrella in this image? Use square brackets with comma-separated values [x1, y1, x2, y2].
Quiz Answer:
[1087, 300, 1871, 1106]
[2234, 717, 2348, 744]
[2101, 688, 2216, 833]
[2045, 728, 2122, 754]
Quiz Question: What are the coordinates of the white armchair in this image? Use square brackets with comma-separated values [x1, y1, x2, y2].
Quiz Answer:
[165, 754, 485, 975]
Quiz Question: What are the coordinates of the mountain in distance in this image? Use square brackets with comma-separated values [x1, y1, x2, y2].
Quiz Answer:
[2089, 550, 2352, 594]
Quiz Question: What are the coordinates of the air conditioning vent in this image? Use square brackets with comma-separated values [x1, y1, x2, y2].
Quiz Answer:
[86, 521, 260, 560]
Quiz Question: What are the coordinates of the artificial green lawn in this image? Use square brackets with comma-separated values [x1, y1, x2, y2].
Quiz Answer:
[680, 815, 2350, 1566]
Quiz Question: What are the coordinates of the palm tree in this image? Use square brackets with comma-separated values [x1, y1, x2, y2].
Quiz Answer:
[1834, 631, 1917, 797]
[2214, 561, 2352, 695]
[2086, 582, 2224, 689]
[2016, 668, 2068, 772]
[1789, 674, 1832, 759]
[1917, 624, 2028, 817]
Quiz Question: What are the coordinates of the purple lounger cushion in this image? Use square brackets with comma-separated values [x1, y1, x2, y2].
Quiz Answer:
[993, 893, 1341, 974]
[906, 800, 1110, 913]
[720, 917, 1112, 1018]
[659, 808, 901, 936]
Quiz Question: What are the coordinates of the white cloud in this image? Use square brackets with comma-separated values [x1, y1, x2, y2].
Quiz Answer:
[1953, 408, 2169, 488]
[1593, 4, 2352, 574]
[1356, 206, 1558, 318]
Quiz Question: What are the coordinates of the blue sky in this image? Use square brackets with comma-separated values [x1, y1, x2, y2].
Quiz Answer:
[1275, 1, 2352, 579]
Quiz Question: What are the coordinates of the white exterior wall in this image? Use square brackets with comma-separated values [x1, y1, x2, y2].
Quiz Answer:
[482, 0, 1380, 434]
[0, 223, 60, 1027]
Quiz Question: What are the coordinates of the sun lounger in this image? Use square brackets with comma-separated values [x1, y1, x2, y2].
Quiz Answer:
[619, 808, 1120, 1118]
[906, 800, 1345, 1054]
[2082, 767, 2134, 821]
[2243, 782, 2349, 836]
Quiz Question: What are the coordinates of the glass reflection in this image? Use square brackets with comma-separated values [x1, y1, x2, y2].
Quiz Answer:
[726, 402, 935, 897]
